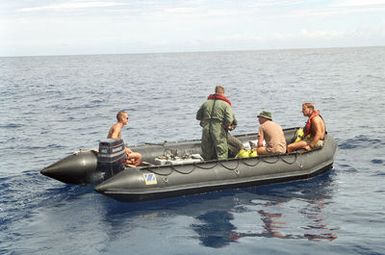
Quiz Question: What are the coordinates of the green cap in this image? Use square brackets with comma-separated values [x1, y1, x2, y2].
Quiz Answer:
[257, 111, 272, 120]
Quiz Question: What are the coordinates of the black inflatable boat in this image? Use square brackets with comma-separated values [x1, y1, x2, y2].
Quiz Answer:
[41, 127, 337, 201]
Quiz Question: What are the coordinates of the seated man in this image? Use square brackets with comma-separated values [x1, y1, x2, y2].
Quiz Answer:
[107, 111, 142, 166]
[256, 111, 286, 155]
[287, 103, 326, 153]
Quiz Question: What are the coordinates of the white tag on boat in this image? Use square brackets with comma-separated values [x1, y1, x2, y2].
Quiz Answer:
[143, 173, 157, 185]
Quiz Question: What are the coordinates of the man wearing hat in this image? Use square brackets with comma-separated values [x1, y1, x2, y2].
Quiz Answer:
[256, 111, 287, 155]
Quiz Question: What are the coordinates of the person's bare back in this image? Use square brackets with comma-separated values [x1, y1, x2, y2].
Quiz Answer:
[107, 123, 123, 139]
[107, 111, 142, 166]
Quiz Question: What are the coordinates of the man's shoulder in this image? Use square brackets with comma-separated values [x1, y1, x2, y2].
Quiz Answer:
[216, 100, 232, 109]
[311, 116, 326, 132]
[200, 100, 211, 107]
[111, 123, 122, 131]
[263, 121, 281, 130]
[312, 115, 324, 124]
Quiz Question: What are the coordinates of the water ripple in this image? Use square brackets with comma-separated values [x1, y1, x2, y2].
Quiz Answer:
[0, 123, 24, 129]
[371, 159, 384, 165]
[339, 135, 384, 150]
[1, 47, 385, 254]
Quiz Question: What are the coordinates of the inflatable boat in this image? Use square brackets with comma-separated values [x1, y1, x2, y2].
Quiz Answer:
[41, 127, 337, 201]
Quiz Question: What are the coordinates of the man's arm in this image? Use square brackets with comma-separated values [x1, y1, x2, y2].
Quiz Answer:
[308, 117, 323, 148]
[257, 127, 264, 147]
[196, 104, 203, 121]
[223, 105, 234, 127]
[228, 114, 237, 131]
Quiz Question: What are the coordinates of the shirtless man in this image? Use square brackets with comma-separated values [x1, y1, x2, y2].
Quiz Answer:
[287, 103, 326, 153]
[256, 111, 286, 155]
[107, 111, 142, 166]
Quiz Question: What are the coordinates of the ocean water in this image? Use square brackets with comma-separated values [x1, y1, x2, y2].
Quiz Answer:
[1, 47, 385, 255]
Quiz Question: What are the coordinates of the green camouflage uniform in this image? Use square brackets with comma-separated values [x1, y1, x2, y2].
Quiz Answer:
[196, 99, 234, 160]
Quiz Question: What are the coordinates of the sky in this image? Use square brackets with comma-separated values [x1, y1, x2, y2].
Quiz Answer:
[1, 0, 385, 56]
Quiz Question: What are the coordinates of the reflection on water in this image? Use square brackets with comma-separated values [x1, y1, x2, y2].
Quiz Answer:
[258, 209, 287, 238]
[2, 168, 338, 253]
[191, 211, 236, 248]
[228, 198, 337, 242]
[97, 171, 337, 249]
[190, 171, 337, 247]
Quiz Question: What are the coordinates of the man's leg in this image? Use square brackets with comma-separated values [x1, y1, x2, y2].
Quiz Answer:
[287, 141, 307, 153]
[212, 124, 228, 160]
[201, 128, 216, 160]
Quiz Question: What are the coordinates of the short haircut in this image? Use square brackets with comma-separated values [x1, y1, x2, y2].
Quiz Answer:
[116, 111, 127, 121]
[302, 103, 315, 110]
[215, 85, 225, 94]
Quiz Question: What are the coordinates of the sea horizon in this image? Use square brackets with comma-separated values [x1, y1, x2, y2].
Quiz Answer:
[1, 44, 384, 58]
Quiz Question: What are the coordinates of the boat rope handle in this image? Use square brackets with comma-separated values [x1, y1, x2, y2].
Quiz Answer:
[194, 162, 219, 170]
[279, 153, 298, 165]
[258, 156, 280, 164]
[170, 164, 196, 174]
[146, 152, 302, 176]
[241, 158, 261, 167]
[219, 160, 240, 171]
[146, 168, 174, 176]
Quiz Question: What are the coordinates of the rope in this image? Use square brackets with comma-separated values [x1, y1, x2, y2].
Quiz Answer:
[194, 162, 219, 170]
[259, 156, 281, 164]
[241, 158, 261, 167]
[146, 167, 174, 176]
[279, 153, 298, 165]
[144, 151, 300, 177]
[219, 160, 240, 171]
[170, 164, 196, 174]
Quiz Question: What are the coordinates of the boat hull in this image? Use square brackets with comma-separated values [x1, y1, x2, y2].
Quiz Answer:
[41, 150, 99, 184]
[95, 132, 337, 201]
[96, 163, 333, 201]
[40, 127, 337, 201]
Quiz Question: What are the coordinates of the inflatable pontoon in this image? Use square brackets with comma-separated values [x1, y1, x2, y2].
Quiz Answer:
[41, 127, 337, 201]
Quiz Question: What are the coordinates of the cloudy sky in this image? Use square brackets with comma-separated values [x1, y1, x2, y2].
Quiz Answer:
[1, 0, 385, 56]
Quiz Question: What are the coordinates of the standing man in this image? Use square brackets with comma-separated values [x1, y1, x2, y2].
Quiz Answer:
[196, 85, 234, 160]
[256, 111, 287, 155]
[287, 103, 326, 153]
[107, 111, 142, 166]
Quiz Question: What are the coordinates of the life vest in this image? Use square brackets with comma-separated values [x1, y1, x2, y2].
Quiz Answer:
[294, 128, 305, 142]
[304, 110, 320, 137]
[236, 149, 257, 158]
[207, 94, 232, 106]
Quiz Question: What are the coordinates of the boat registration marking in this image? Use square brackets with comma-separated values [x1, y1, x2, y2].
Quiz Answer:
[143, 173, 157, 185]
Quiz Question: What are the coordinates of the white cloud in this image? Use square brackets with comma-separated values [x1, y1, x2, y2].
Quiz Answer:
[1, 0, 385, 56]
[300, 29, 342, 39]
[332, 0, 385, 7]
[17, 1, 129, 13]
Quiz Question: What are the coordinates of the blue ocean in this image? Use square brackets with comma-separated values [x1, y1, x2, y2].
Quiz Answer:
[1, 47, 385, 255]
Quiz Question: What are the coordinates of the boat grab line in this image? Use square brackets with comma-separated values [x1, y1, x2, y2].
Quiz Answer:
[144, 153, 300, 176]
